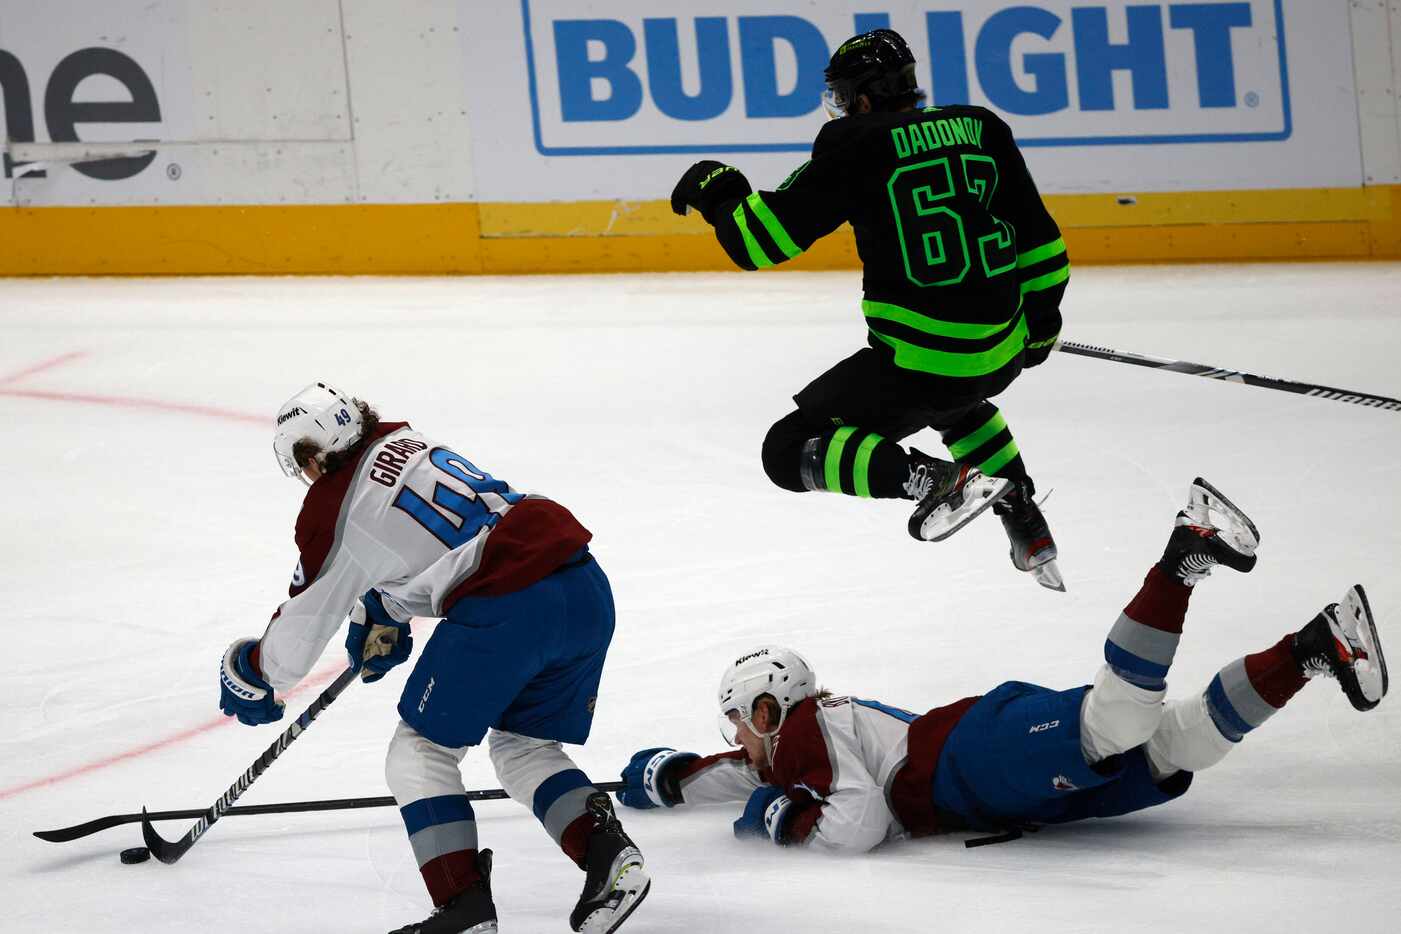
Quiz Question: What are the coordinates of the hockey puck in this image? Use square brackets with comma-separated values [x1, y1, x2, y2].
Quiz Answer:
[120, 846, 151, 864]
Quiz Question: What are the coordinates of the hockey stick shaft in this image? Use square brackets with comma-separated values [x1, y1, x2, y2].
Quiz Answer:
[36, 781, 628, 844]
[1056, 340, 1401, 412]
[140, 666, 359, 863]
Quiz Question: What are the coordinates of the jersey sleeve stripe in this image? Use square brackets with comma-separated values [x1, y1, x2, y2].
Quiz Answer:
[1020, 265, 1071, 295]
[730, 202, 774, 269]
[1016, 236, 1067, 268]
[745, 193, 804, 260]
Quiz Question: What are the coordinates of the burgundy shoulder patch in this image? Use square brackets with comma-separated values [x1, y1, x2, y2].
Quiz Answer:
[769, 698, 833, 796]
[289, 421, 410, 596]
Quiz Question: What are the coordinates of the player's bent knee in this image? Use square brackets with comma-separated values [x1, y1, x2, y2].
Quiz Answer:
[1147, 695, 1235, 773]
[488, 729, 568, 797]
[1081, 666, 1167, 760]
[762, 411, 813, 493]
[385, 720, 427, 798]
[385, 719, 468, 802]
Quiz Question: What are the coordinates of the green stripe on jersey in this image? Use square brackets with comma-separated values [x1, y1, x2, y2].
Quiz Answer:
[869, 314, 1029, 377]
[1017, 237, 1067, 268]
[745, 193, 802, 260]
[861, 300, 1020, 340]
[1020, 265, 1070, 295]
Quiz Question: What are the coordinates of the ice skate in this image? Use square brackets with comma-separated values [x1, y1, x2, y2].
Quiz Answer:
[993, 479, 1063, 592]
[1294, 585, 1389, 712]
[905, 449, 1012, 543]
[570, 793, 650, 934]
[1160, 477, 1259, 585]
[388, 850, 497, 934]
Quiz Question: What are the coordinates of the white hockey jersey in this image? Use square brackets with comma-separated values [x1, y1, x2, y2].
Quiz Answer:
[669, 693, 980, 853]
[257, 422, 591, 694]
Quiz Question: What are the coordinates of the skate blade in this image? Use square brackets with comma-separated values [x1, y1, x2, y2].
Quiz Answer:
[1344, 585, 1388, 709]
[1030, 559, 1066, 592]
[578, 863, 650, 934]
[1189, 477, 1260, 556]
[913, 475, 1012, 542]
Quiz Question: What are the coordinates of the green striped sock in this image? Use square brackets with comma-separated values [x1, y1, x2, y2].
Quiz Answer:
[941, 407, 1026, 479]
[813, 427, 905, 498]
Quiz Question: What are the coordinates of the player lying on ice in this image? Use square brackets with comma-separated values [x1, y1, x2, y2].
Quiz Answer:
[616, 479, 1388, 851]
[217, 383, 648, 934]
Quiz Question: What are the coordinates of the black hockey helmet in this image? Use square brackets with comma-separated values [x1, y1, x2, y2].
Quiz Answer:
[822, 29, 925, 117]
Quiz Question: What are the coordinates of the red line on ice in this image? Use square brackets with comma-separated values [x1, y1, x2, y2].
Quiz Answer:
[0, 387, 264, 424]
[0, 354, 313, 800]
[0, 350, 89, 385]
[0, 666, 343, 801]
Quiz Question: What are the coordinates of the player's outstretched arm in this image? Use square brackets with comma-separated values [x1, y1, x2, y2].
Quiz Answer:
[670, 142, 850, 272]
[616, 747, 760, 810]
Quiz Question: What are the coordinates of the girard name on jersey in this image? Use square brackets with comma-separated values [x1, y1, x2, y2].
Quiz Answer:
[369, 436, 428, 487]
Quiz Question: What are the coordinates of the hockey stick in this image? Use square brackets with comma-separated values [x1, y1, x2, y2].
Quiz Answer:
[1056, 340, 1401, 413]
[36, 781, 628, 844]
[139, 666, 359, 864]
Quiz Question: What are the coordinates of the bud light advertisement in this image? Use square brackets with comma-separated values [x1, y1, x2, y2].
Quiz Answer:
[465, 0, 1360, 200]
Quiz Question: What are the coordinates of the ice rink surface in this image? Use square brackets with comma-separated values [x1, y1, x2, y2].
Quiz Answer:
[3, 264, 1399, 933]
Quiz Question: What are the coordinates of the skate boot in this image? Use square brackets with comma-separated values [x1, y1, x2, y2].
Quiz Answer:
[905, 448, 1012, 543]
[993, 479, 1063, 592]
[1293, 585, 1389, 712]
[1159, 477, 1259, 585]
[388, 850, 497, 934]
[569, 793, 650, 934]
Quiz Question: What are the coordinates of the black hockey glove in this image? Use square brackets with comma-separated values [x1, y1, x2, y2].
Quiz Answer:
[1023, 307, 1062, 368]
[670, 161, 752, 225]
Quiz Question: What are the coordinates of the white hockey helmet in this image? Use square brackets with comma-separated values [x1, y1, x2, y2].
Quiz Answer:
[272, 382, 365, 483]
[717, 645, 817, 744]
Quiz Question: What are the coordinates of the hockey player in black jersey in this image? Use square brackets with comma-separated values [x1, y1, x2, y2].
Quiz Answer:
[671, 29, 1071, 590]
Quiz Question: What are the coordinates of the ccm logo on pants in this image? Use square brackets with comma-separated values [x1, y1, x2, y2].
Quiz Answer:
[1029, 719, 1061, 733]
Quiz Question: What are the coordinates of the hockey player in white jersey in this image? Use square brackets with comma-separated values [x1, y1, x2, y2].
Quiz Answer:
[217, 383, 649, 934]
[617, 479, 1387, 852]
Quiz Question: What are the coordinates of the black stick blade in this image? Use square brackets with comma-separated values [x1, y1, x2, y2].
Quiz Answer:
[34, 814, 133, 843]
[141, 807, 193, 865]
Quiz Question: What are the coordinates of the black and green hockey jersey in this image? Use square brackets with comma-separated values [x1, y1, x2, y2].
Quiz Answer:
[706, 106, 1069, 387]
